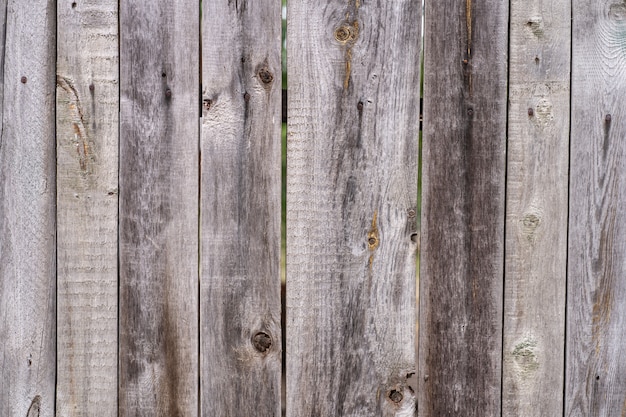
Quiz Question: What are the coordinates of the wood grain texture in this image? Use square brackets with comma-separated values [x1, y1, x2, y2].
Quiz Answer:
[503, 1, 570, 415]
[119, 1, 199, 415]
[0, 1, 57, 416]
[200, 1, 282, 416]
[418, 0, 508, 415]
[287, 1, 420, 416]
[56, 1, 119, 415]
[566, 1, 626, 415]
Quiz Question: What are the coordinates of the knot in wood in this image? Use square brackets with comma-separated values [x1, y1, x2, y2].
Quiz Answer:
[258, 68, 274, 84]
[334, 21, 359, 44]
[252, 332, 272, 353]
[389, 389, 403, 403]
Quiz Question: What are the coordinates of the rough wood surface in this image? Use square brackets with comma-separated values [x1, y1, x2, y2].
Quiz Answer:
[56, 1, 119, 415]
[287, 1, 421, 416]
[502, 1, 570, 415]
[418, 0, 508, 415]
[200, 1, 282, 416]
[566, 1, 626, 415]
[0, 1, 57, 416]
[118, 2, 199, 415]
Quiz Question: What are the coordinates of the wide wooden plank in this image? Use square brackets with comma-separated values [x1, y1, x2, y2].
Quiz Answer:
[418, 0, 508, 415]
[287, 1, 421, 416]
[200, 1, 282, 416]
[0, 1, 57, 416]
[502, 1, 570, 415]
[56, 1, 119, 415]
[566, 1, 626, 415]
[118, 1, 199, 415]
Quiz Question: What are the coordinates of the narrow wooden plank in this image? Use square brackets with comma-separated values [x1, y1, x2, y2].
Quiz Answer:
[200, 1, 282, 416]
[287, 1, 421, 416]
[502, 1, 570, 415]
[0, 1, 57, 416]
[119, 1, 199, 415]
[566, 1, 626, 415]
[56, 1, 119, 415]
[418, 0, 508, 415]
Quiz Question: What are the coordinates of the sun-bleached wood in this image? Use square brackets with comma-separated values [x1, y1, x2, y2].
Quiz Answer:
[0, 1, 57, 416]
[118, 1, 199, 415]
[56, 1, 119, 415]
[287, 1, 421, 415]
[200, 1, 282, 416]
[419, 0, 508, 415]
[566, 1, 626, 415]
[502, 1, 570, 415]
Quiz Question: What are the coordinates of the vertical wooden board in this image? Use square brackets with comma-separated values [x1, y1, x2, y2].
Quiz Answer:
[566, 1, 626, 415]
[56, 1, 119, 415]
[287, 1, 420, 416]
[503, 1, 570, 415]
[0, 1, 56, 416]
[119, 1, 199, 416]
[418, 0, 508, 415]
[200, 1, 281, 416]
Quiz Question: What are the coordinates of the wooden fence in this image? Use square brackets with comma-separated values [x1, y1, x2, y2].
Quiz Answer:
[0, 0, 623, 416]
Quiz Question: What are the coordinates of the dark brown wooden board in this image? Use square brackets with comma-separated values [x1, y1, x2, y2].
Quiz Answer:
[118, 2, 199, 415]
[418, 0, 508, 415]
[287, 1, 421, 415]
[200, 1, 282, 416]
[566, 1, 626, 415]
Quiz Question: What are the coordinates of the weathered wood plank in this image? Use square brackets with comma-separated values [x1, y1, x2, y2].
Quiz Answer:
[119, 1, 199, 415]
[200, 1, 282, 416]
[418, 0, 508, 415]
[0, 1, 57, 416]
[56, 1, 119, 415]
[502, 1, 570, 415]
[566, 1, 626, 415]
[287, 1, 421, 416]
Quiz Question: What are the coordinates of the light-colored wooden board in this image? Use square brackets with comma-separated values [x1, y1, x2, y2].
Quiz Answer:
[502, 1, 570, 415]
[56, 1, 119, 415]
[566, 1, 626, 415]
[0, 1, 57, 416]
[200, 1, 282, 416]
[418, 0, 508, 415]
[118, 1, 199, 415]
[287, 1, 421, 415]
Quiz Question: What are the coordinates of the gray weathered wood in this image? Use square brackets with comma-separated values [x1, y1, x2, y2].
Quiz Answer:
[502, 1, 570, 415]
[566, 1, 626, 415]
[200, 1, 282, 416]
[0, 1, 57, 416]
[119, 1, 199, 415]
[56, 1, 119, 415]
[418, 0, 508, 415]
[287, 1, 420, 415]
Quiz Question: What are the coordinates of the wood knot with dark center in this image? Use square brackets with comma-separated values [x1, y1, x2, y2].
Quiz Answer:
[389, 389, 403, 403]
[258, 68, 274, 84]
[252, 332, 272, 353]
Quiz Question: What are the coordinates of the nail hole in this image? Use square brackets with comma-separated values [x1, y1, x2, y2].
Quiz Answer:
[165, 89, 172, 98]
[357, 101, 363, 111]
[596, 375, 600, 380]
[252, 332, 272, 353]
[71, 2, 76, 8]
[528, 108, 534, 116]
[20, 76, 27, 84]
[203, 99, 213, 111]
[605, 114, 612, 123]
[161, 72, 167, 78]
[535, 56, 540, 64]
[89, 84, 95, 92]
[467, 108, 474, 117]
[410, 233, 419, 243]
